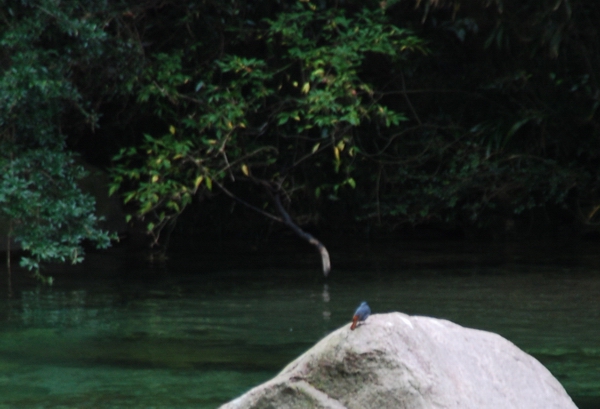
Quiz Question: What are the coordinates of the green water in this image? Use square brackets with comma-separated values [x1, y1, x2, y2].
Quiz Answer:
[0, 241, 598, 408]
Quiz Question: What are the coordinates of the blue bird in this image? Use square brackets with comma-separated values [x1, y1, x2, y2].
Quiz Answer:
[350, 301, 371, 330]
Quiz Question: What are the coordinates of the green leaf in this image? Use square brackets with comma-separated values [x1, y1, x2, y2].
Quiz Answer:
[123, 191, 137, 204]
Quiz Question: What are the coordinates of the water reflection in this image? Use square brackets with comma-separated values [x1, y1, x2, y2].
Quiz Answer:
[322, 284, 331, 321]
[0, 242, 597, 408]
[21, 289, 89, 327]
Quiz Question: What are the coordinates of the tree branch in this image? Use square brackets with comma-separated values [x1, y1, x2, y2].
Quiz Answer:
[213, 179, 332, 276]
[213, 180, 283, 223]
[273, 193, 331, 277]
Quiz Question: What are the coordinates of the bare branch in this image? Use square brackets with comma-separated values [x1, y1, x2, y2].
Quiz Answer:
[213, 180, 283, 223]
[273, 193, 331, 277]
[213, 179, 331, 276]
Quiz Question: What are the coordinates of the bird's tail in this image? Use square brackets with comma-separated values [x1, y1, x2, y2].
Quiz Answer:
[350, 315, 359, 330]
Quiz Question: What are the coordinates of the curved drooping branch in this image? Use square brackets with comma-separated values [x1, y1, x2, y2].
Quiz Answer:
[213, 179, 331, 276]
[272, 193, 331, 277]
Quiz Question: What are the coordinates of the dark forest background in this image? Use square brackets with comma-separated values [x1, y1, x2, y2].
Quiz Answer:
[2, 0, 599, 271]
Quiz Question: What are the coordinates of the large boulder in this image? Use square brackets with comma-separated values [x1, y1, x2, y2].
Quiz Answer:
[220, 313, 576, 409]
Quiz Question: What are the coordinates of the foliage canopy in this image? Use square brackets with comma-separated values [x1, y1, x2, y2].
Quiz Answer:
[0, 0, 126, 274]
[3, 0, 600, 274]
[111, 2, 426, 247]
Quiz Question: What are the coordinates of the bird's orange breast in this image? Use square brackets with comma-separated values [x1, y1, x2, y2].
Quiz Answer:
[350, 315, 359, 330]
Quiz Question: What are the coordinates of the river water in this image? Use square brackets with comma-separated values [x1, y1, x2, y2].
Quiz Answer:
[0, 240, 598, 408]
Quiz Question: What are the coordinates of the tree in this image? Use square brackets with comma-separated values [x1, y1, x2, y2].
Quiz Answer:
[361, 0, 595, 234]
[4, 0, 600, 280]
[110, 1, 426, 273]
[0, 0, 135, 277]
[109, 0, 600, 254]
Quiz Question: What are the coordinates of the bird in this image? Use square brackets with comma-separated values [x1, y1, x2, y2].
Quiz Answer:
[350, 301, 371, 330]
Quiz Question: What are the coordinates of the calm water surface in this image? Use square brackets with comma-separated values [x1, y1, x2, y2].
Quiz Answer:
[0, 240, 598, 408]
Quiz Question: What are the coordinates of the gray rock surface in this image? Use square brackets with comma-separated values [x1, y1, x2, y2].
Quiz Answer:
[219, 312, 576, 409]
